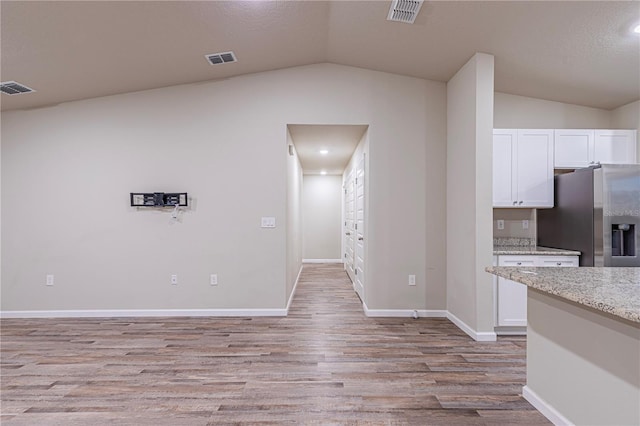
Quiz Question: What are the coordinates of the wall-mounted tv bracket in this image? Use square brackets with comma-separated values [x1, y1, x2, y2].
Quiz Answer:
[130, 192, 188, 207]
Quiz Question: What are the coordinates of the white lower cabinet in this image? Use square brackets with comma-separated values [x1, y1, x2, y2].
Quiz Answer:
[495, 255, 578, 330]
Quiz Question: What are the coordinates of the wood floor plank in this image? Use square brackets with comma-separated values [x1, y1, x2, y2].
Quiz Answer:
[1, 263, 549, 424]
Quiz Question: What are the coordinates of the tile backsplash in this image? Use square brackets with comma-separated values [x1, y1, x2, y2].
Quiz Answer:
[493, 208, 536, 239]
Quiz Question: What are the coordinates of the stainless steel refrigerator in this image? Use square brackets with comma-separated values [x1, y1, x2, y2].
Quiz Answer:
[538, 164, 640, 267]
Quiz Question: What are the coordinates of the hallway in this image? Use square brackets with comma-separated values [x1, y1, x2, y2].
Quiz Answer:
[1, 264, 549, 425]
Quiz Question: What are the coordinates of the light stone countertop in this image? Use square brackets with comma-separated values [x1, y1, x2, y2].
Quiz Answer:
[493, 246, 581, 256]
[485, 266, 640, 323]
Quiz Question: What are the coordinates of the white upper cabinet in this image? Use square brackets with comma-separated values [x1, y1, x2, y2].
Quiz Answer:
[554, 129, 594, 168]
[593, 130, 637, 165]
[555, 129, 637, 168]
[493, 129, 554, 208]
[516, 130, 554, 207]
[492, 130, 517, 207]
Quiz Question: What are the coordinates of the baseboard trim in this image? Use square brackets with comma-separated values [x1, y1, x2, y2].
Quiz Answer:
[286, 264, 304, 313]
[523, 385, 573, 426]
[494, 326, 528, 336]
[446, 311, 497, 342]
[0, 308, 287, 319]
[360, 304, 498, 343]
[362, 302, 447, 318]
[302, 259, 343, 264]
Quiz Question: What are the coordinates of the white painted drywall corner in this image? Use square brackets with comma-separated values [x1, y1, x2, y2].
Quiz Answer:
[286, 127, 303, 305]
[446, 52, 496, 339]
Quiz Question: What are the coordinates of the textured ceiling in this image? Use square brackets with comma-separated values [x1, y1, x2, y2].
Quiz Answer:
[1, 1, 639, 112]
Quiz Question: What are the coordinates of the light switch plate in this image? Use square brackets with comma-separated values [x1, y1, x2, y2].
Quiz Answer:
[522, 220, 529, 230]
[261, 217, 276, 228]
[497, 220, 505, 230]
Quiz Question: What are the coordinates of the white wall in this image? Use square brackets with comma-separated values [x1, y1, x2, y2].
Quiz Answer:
[302, 174, 342, 260]
[611, 100, 640, 129]
[494, 92, 611, 129]
[286, 129, 303, 303]
[365, 75, 447, 311]
[446, 53, 495, 338]
[1, 63, 447, 313]
[611, 100, 640, 163]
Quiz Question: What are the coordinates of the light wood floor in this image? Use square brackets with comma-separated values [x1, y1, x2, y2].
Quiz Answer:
[1, 263, 549, 425]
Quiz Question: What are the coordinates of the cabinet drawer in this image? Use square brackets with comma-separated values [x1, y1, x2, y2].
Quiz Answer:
[498, 256, 536, 267]
[537, 256, 579, 267]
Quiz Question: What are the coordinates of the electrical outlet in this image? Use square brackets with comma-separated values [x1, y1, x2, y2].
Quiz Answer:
[46, 275, 54, 286]
[171, 274, 178, 285]
[408, 275, 416, 286]
[210, 274, 218, 286]
[497, 220, 505, 230]
[522, 220, 529, 230]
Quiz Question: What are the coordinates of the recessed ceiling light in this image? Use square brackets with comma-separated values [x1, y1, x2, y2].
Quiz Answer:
[320, 170, 327, 175]
[319, 149, 329, 155]
[634, 24, 640, 34]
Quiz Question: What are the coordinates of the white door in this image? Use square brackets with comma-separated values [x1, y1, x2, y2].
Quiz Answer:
[516, 129, 554, 207]
[492, 130, 517, 207]
[354, 155, 365, 300]
[344, 171, 355, 283]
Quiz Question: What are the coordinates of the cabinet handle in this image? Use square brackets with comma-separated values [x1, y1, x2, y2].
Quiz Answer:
[556, 262, 562, 266]
[518, 201, 523, 205]
[516, 262, 522, 266]
[513, 201, 518, 205]
[358, 237, 364, 241]
[346, 232, 351, 236]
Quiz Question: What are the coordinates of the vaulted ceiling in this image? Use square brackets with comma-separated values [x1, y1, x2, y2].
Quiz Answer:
[1, 1, 639, 112]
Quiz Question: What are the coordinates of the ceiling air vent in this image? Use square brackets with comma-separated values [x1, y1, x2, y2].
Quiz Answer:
[387, 0, 424, 24]
[205, 51, 237, 65]
[0, 81, 35, 95]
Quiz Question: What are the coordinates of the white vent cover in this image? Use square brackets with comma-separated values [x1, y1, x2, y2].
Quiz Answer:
[0, 81, 35, 95]
[205, 51, 237, 65]
[387, 0, 424, 24]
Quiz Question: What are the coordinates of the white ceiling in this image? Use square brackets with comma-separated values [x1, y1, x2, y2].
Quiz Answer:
[1, 1, 639, 113]
[288, 125, 368, 175]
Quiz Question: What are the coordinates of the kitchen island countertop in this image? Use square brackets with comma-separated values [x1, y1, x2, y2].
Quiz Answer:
[485, 266, 640, 323]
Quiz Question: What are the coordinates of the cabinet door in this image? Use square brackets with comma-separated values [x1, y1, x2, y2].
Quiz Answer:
[554, 129, 595, 168]
[516, 130, 554, 207]
[496, 256, 535, 327]
[497, 278, 528, 326]
[493, 130, 518, 207]
[594, 130, 637, 164]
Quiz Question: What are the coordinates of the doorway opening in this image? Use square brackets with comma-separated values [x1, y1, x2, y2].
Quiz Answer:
[286, 124, 369, 302]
